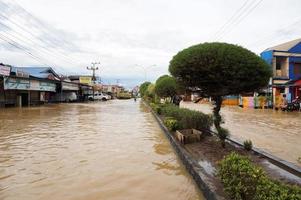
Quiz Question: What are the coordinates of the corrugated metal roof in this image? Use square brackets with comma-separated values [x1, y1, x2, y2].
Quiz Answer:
[264, 38, 301, 52]
[11, 66, 59, 79]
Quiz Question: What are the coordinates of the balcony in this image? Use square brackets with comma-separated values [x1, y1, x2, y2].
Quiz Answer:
[274, 70, 289, 79]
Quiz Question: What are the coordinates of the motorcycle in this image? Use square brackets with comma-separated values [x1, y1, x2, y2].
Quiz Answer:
[282, 102, 300, 111]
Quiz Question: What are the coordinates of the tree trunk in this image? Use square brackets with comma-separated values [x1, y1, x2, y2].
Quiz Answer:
[212, 96, 227, 147]
[212, 96, 222, 130]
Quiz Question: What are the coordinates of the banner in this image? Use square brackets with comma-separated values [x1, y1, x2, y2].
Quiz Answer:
[79, 76, 92, 85]
[4, 77, 30, 90]
[62, 82, 79, 91]
[39, 82, 56, 92]
[0, 65, 11, 76]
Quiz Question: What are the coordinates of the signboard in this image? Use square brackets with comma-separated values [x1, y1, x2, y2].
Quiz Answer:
[4, 77, 30, 90]
[29, 80, 56, 92]
[39, 82, 56, 92]
[79, 76, 92, 84]
[62, 82, 79, 91]
[4, 77, 56, 92]
[0, 65, 11, 76]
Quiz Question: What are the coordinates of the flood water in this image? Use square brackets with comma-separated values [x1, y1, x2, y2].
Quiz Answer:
[0, 100, 204, 200]
[181, 101, 301, 167]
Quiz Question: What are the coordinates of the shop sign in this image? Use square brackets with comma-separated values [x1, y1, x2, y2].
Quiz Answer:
[79, 76, 92, 84]
[29, 80, 56, 92]
[4, 77, 30, 90]
[39, 82, 56, 92]
[62, 82, 79, 91]
[0, 65, 11, 76]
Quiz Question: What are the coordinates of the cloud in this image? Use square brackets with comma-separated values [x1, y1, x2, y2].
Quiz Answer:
[0, 0, 300, 87]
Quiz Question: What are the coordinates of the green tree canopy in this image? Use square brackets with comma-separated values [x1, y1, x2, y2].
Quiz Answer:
[154, 75, 177, 99]
[145, 83, 155, 99]
[169, 42, 271, 146]
[139, 81, 151, 97]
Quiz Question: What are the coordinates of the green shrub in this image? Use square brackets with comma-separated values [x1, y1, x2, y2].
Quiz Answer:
[160, 104, 213, 131]
[150, 103, 162, 115]
[243, 139, 253, 151]
[164, 117, 181, 131]
[218, 152, 301, 200]
[256, 177, 301, 200]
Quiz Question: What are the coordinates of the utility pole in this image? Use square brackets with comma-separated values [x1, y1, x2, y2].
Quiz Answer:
[87, 62, 100, 99]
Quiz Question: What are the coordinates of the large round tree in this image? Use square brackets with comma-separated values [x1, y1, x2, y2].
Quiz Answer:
[155, 75, 177, 101]
[169, 42, 271, 146]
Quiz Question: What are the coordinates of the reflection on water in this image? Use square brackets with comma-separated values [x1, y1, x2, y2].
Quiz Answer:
[0, 100, 203, 200]
[181, 102, 301, 166]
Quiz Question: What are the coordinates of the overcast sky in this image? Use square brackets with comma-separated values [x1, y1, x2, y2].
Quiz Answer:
[0, 0, 300, 87]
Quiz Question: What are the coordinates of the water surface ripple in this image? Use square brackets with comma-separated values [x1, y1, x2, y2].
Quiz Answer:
[0, 100, 203, 200]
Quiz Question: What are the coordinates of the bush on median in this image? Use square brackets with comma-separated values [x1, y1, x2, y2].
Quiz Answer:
[150, 103, 162, 115]
[218, 152, 301, 200]
[164, 117, 182, 131]
[160, 103, 213, 131]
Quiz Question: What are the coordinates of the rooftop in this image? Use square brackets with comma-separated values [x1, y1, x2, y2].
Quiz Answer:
[264, 38, 301, 52]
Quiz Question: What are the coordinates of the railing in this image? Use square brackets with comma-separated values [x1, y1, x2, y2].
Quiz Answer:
[275, 70, 288, 78]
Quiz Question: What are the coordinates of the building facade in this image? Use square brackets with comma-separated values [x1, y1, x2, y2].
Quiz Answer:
[261, 38, 301, 107]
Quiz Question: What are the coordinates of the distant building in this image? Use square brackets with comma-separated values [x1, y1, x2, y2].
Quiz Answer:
[101, 84, 124, 97]
[261, 38, 301, 106]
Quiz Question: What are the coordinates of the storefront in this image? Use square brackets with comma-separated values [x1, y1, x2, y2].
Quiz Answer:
[79, 84, 93, 101]
[3, 77, 57, 107]
[0, 65, 11, 107]
[57, 81, 80, 102]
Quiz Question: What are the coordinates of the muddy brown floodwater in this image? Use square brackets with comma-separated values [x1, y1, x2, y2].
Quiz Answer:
[0, 100, 204, 200]
[181, 101, 301, 167]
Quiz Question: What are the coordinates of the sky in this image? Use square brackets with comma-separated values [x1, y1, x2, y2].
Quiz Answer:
[0, 0, 300, 88]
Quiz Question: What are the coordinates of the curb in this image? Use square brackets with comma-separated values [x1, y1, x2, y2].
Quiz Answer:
[144, 102, 225, 200]
[203, 128, 301, 178]
[226, 137, 301, 178]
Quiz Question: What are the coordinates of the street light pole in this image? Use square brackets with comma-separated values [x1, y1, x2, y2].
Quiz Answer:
[87, 62, 100, 99]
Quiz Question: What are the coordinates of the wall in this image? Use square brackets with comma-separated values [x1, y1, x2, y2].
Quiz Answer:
[261, 50, 274, 77]
[288, 42, 301, 53]
[289, 57, 301, 80]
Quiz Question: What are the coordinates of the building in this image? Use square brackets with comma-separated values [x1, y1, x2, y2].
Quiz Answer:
[261, 38, 301, 107]
[69, 75, 95, 100]
[1, 66, 60, 107]
[101, 84, 124, 98]
[0, 64, 12, 107]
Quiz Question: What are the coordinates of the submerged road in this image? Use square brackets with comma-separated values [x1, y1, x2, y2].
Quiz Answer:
[181, 101, 301, 167]
[0, 100, 203, 200]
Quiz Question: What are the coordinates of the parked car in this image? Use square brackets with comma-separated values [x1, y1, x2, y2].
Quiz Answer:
[88, 92, 110, 101]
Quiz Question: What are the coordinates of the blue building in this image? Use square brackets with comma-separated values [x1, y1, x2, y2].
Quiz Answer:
[261, 38, 301, 106]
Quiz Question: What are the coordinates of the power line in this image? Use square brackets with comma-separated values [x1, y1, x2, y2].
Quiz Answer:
[0, 0, 83, 64]
[0, 32, 54, 68]
[0, 20, 79, 68]
[216, 0, 264, 41]
[246, 18, 301, 48]
[209, 0, 251, 41]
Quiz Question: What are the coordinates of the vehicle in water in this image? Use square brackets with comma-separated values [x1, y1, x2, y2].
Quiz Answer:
[88, 92, 111, 101]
